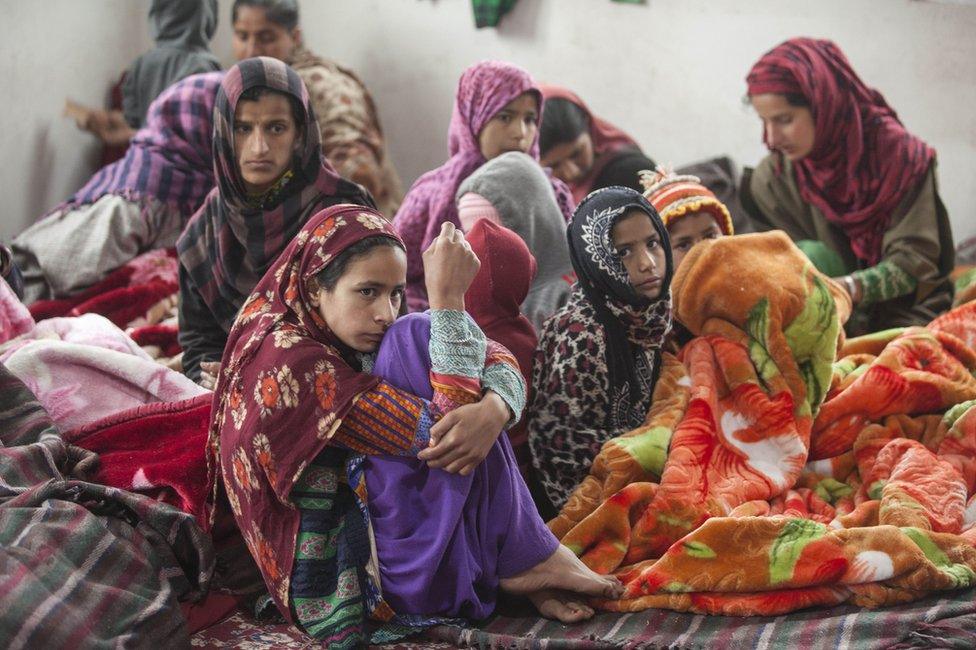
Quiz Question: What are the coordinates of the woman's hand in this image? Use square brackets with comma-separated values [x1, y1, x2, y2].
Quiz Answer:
[423, 222, 480, 311]
[418, 391, 511, 475]
[199, 361, 220, 390]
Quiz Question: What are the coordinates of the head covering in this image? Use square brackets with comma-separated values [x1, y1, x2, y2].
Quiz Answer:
[457, 152, 575, 330]
[746, 37, 935, 265]
[465, 219, 538, 387]
[208, 203, 402, 622]
[394, 61, 574, 311]
[539, 85, 639, 203]
[177, 57, 372, 332]
[639, 166, 734, 236]
[566, 186, 673, 425]
[122, 0, 221, 128]
[58, 72, 223, 219]
[528, 186, 674, 508]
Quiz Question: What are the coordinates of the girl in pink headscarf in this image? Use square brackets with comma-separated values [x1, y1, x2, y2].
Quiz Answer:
[394, 60, 573, 311]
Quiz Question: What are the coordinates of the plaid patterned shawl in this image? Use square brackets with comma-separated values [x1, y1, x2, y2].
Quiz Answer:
[177, 57, 372, 332]
[0, 365, 214, 649]
[59, 71, 224, 220]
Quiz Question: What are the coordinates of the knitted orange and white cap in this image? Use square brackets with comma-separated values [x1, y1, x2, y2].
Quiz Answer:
[639, 165, 734, 236]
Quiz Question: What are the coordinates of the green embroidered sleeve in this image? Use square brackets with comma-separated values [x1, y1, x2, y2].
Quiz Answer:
[852, 260, 918, 306]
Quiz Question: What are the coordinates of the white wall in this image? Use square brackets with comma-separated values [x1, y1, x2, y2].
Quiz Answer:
[4, 0, 975, 245]
[265, 0, 976, 242]
[0, 0, 155, 241]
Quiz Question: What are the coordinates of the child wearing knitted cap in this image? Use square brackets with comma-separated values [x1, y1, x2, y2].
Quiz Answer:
[640, 166, 734, 270]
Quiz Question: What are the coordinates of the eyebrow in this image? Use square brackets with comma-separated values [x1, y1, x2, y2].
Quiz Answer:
[353, 281, 405, 290]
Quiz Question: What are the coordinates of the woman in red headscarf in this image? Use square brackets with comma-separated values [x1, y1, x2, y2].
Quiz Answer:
[743, 37, 954, 333]
[538, 85, 657, 204]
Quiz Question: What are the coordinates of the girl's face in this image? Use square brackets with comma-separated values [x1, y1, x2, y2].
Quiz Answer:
[477, 92, 539, 160]
[611, 210, 667, 300]
[750, 93, 816, 161]
[540, 131, 595, 184]
[233, 93, 299, 194]
[667, 212, 724, 270]
[313, 245, 407, 353]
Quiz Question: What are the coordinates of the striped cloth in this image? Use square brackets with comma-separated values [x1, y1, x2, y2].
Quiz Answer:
[0, 365, 215, 649]
[429, 589, 976, 649]
[57, 71, 223, 220]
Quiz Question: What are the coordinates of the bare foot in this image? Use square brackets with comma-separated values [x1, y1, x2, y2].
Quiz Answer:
[528, 589, 595, 623]
[500, 544, 623, 599]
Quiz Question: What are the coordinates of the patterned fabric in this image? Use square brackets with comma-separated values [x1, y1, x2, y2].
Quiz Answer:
[290, 47, 403, 219]
[208, 204, 526, 642]
[393, 60, 574, 311]
[639, 166, 735, 236]
[177, 57, 371, 332]
[528, 186, 673, 509]
[0, 365, 214, 649]
[853, 260, 918, 306]
[539, 85, 640, 204]
[472, 0, 518, 27]
[56, 71, 223, 220]
[746, 38, 936, 266]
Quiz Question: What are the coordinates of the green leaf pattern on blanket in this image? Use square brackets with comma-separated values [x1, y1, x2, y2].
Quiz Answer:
[683, 540, 717, 559]
[814, 478, 854, 505]
[783, 274, 839, 417]
[942, 398, 976, 433]
[745, 297, 777, 389]
[901, 527, 976, 588]
[768, 519, 828, 585]
[615, 426, 672, 477]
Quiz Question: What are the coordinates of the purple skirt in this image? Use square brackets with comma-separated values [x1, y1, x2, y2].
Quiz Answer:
[364, 313, 557, 619]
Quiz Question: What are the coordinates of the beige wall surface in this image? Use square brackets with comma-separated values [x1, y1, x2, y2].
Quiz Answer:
[4, 0, 974, 245]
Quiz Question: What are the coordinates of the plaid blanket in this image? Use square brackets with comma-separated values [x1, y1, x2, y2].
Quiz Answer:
[0, 365, 214, 649]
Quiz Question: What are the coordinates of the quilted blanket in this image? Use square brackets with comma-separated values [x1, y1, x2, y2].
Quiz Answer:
[551, 232, 976, 616]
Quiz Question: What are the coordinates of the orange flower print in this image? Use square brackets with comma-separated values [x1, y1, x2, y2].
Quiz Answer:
[356, 211, 386, 230]
[306, 360, 337, 410]
[283, 271, 300, 304]
[229, 387, 247, 429]
[311, 215, 345, 242]
[231, 447, 257, 493]
[244, 527, 282, 585]
[238, 291, 273, 324]
[254, 371, 281, 417]
[253, 433, 279, 486]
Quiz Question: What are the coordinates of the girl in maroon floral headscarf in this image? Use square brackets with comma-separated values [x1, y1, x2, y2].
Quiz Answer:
[744, 37, 954, 333]
[210, 204, 621, 644]
[394, 60, 574, 311]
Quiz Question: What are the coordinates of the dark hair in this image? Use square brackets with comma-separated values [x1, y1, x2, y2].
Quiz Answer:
[783, 92, 810, 108]
[315, 236, 403, 291]
[238, 85, 305, 129]
[743, 91, 810, 108]
[232, 0, 299, 30]
[539, 97, 591, 155]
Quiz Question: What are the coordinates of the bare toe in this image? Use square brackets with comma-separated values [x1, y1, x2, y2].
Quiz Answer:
[529, 589, 596, 623]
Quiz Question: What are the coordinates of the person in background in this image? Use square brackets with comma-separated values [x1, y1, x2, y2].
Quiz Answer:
[528, 187, 673, 517]
[456, 152, 575, 331]
[539, 85, 656, 204]
[177, 57, 371, 386]
[66, 0, 221, 149]
[743, 37, 954, 334]
[13, 72, 224, 303]
[230, 0, 402, 218]
[640, 166, 734, 272]
[395, 61, 574, 312]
